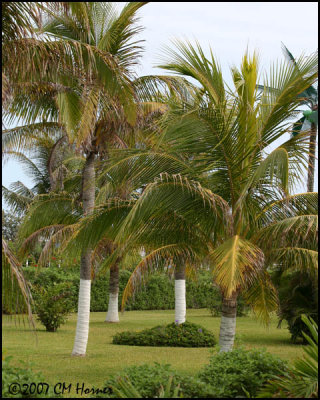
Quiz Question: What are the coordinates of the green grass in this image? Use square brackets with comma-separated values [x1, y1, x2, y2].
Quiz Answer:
[3, 309, 305, 398]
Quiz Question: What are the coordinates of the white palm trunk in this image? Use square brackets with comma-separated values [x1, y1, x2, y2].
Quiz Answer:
[105, 292, 119, 322]
[72, 279, 91, 356]
[219, 315, 236, 352]
[175, 279, 186, 324]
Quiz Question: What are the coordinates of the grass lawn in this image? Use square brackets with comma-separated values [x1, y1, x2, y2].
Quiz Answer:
[3, 309, 305, 398]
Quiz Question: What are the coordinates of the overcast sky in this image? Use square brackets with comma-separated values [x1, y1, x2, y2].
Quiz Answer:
[2, 2, 318, 204]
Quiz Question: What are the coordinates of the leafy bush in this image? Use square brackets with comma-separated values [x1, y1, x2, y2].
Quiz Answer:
[2, 355, 60, 398]
[96, 363, 216, 398]
[273, 270, 318, 343]
[34, 282, 74, 332]
[259, 315, 318, 398]
[198, 347, 287, 398]
[112, 321, 216, 347]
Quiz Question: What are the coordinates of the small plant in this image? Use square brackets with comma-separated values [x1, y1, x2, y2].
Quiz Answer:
[259, 315, 318, 398]
[112, 321, 216, 347]
[96, 363, 216, 398]
[2, 355, 60, 398]
[198, 347, 287, 398]
[34, 282, 73, 332]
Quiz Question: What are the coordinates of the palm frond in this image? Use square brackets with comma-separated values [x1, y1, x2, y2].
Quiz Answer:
[210, 235, 265, 298]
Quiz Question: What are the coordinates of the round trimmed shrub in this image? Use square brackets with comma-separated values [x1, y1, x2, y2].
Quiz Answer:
[112, 321, 216, 347]
[198, 347, 288, 398]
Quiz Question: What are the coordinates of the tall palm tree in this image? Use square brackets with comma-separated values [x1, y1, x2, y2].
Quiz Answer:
[5, 2, 148, 356]
[258, 43, 318, 192]
[282, 44, 318, 192]
[96, 42, 318, 351]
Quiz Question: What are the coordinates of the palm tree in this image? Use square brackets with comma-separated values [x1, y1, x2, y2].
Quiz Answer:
[103, 42, 318, 351]
[282, 44, 318, 193]
[5, 2, 148, 356]
[2, 128, 69, 214]
[258, 43, 318, 192]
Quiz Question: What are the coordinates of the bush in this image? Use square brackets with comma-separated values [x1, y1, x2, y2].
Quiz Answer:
[273, 270, 318, 343]
[96, 363, 216, 398]
[34, 282, 74, 332]
[112, 321, 216, 347]
[2, 355, 60, 398]
[258, 315, 318, 399]
[198, 347, 287, 398]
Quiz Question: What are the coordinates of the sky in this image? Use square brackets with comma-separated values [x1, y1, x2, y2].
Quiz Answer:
[2, 2, 318, 206]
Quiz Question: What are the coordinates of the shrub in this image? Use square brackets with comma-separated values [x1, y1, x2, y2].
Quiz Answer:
[258, 315, 318, 398]
[112, 321, 216, 347]
[2, 355, 60, 398]
[34, 282, 74, 332]
[198, 347, 288, 398]
[96, 363, 216, 398]
[272, 270, 318, 343]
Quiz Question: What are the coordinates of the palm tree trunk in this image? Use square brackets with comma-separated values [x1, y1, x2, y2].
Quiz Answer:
[105, 263, 120, 322]
[72, 152, 95, 356]
[174, 265, 186, 324]
[307, 122, 317, 192]
[219, 293, 237, 352]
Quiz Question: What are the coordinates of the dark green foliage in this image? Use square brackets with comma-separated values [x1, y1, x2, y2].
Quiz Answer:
[33, 282, 74, 332]
[23, 267, 250, 313]
[23, 266, 79, 312]
[112, 321, 216, 347]
[2, 356, 60, 398]
[206, 287, 248, 317]
[198, 347, 288, 398]
[272, 270, 318, 343]
[258, 315, 318, 398]
[96, 363, 216, 398]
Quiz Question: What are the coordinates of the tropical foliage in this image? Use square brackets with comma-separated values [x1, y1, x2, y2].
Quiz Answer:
[259, 315, 318, 398]
[199, 347, 287, 398]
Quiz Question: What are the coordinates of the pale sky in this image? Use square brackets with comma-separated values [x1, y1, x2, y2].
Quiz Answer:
[2, 2, 318, 203]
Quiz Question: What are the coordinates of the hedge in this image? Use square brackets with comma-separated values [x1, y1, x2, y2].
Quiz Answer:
[22, 266, 247, 313]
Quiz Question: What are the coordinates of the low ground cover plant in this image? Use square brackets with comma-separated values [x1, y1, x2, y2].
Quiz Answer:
[2, 355, 60, 398]
[112, 321, 216, 347]
[96, 362, 216, 398]
[198, 347, 288, 398]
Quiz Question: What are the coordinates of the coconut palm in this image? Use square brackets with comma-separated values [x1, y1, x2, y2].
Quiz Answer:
[2, 127, 69, 215]
[258, 43, 318, 192]
[91, 42, 317, 351]
[4, 2, 148, 356]
[282, 44, 318, 193]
